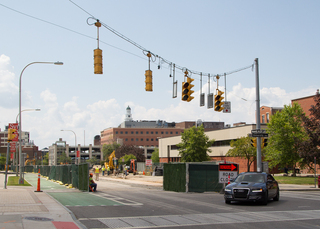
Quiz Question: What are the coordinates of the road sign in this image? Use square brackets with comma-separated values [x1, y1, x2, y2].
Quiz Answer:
[145, 159, 152, 166]
[219, 163, 238, 171]
[219, 171, 238, 183]
[223, 101, 231, 113]
[10, 142, 16, 152]
[251, 129, 268, 137]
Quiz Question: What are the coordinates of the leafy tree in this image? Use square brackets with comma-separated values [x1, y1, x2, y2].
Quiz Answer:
[177, 125, 214, 162]
[42, 153, 49, 165]
[0, 156, 6, 166]
[265, 103, 307, 175]
[57, 152, 72, 164]
[102, 142, 120, 161]
[119, 154, 136, 165]
[151, 148, 159, 163]
[299, 93, 320, 170]
[115, 145, 144, 162]
[226, 136, 256, 172]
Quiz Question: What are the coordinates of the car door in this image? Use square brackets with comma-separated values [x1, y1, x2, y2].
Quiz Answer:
[266, 174, 277, 197]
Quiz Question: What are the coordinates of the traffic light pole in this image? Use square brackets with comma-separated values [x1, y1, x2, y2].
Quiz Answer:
[255, 58, 262, 172]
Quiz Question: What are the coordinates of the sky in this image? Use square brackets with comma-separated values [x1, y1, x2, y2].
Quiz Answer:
[0, 0, 319, 149]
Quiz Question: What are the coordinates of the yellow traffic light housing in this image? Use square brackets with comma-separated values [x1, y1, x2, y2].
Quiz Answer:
[94, 48, 103, 74]
[8, 129, 16, 142]
[145, 70, 153, 91]
[251, 138, 257, 148]
[262, 138, 268, 148]
[182, 77, 194, 102]
[214, 89, 224, 112]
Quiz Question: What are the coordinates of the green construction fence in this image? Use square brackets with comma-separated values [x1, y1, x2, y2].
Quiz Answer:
[164, 162, 224, 193]
[15, 164, 89, 191]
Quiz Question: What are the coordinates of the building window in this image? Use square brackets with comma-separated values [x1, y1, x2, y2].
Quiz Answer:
[136, 131, 138, 134]
[131, 131, 134, 134]
[155, 131, 158, 134]
[146, 138, 149, 141]
[125, 138, 128, 141]
[161, 131, 164, 134]
[146, 131, 149, 134]
[151, 138, 154, 141]
[141, 138, 143, 141]
[166, 131, 168, 134]
[120, 131, 123, 134]
[141, 131, 143, 134]
[116, 131, 118, 134]
[266, 113, 270, 123]
[136, 138, 139, 141]
[151, 131, 153, 134]
[170, 132, 173, 134]
[176, 132, 178, 134]
[262, 115, 265, 124]
[125, 131, 128, 134]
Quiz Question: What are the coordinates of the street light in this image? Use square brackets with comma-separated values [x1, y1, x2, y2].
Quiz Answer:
[15, 108, 41, 176]
[61, 130, 78, 164]
[16, 109, 41, 123]
[19, 61, 63, 184]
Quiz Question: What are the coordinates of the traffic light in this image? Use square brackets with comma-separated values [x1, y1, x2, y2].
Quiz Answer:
[251, 138, 257, 148]
[262, 138, 268, 148]
[145, 70, 153, 91]
[94, 48, 103, 74]
[214, 89, 224, 112]
[7, 129, 16, 142]
[181, 77, 194, 102]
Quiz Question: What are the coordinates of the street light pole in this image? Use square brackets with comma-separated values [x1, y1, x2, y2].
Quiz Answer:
[61, 130, 78, 164]
[15, 108, 41, 176]
[19, 61, 63, 184]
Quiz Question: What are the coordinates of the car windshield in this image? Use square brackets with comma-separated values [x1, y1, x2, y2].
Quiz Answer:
[235, 174, 265, 183]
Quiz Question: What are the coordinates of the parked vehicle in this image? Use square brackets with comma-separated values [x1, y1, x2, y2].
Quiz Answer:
[224, 172, 279, 205]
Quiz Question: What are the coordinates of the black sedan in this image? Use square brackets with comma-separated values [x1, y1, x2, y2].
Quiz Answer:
[224, 172, 279, 205]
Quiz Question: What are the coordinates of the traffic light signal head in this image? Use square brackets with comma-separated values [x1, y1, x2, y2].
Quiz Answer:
[181, 77, 194, 102]
[214, 90, 224, 111]
[94, 48, 103, 74]
[251, 138, 257, 148]
[145, 70, 153, 91]
[262, 138, 268, 148]
[8, 129, 17, 142]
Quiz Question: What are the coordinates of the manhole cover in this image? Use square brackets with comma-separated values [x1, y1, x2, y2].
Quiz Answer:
[24, 217, 53, 221]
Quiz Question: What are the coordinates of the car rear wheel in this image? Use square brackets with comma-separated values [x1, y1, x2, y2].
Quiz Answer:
[273, 189, 280, 201]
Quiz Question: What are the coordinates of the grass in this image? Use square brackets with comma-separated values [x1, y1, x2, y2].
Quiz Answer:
[274, 176, 317, 185]
[7, 176, 31, 186]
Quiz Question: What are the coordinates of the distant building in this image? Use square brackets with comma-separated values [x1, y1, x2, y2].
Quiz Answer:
[260, 106, 283, 124]
[291, 89, 319, 117]
[100, 106, 224, 148]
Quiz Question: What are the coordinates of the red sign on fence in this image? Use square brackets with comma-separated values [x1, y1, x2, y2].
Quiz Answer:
[219, 163, 238, 171]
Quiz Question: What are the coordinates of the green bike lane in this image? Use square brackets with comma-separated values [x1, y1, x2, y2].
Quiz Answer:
[24, 173, 123, 207]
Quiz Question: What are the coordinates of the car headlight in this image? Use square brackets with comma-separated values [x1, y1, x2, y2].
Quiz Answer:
[251, 188, 263, 192]
[225, 188, 232, 192]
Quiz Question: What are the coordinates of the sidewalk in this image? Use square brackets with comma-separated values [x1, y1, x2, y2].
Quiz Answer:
[0, 173, 84, 229]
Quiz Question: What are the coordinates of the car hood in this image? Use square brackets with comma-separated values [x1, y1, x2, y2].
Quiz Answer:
[226, 182, 266, 189]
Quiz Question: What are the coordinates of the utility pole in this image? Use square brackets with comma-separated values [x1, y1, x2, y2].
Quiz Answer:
[255, 58, 262, 172]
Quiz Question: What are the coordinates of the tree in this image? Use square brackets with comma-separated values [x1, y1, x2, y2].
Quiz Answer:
[87, 156, 99, 166]
[177, 125, 214, 162]
[57, 152, 72, 164]
[119, 154, 136, 165]
[265, 103, 307, 175]
[115, 145, 144, 162]
[42, 153, 49, 165]
[102, 142, 120, 161]
[151, 148, 159, 163]
[299, 93, 320, 170]
[226, 136, 256, 172]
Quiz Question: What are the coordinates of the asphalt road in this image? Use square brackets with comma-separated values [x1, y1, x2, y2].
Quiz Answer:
[57, 179, 320, 229]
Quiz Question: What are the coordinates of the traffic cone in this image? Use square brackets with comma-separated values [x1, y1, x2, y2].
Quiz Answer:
[34, 168, 43, 192]
[143, 171, 145, 175]
[227, 174, 230, 185]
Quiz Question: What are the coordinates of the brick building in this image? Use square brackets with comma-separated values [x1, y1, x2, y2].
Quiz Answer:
[291, 89, 319, 117]
[260, 106, 283, 124]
